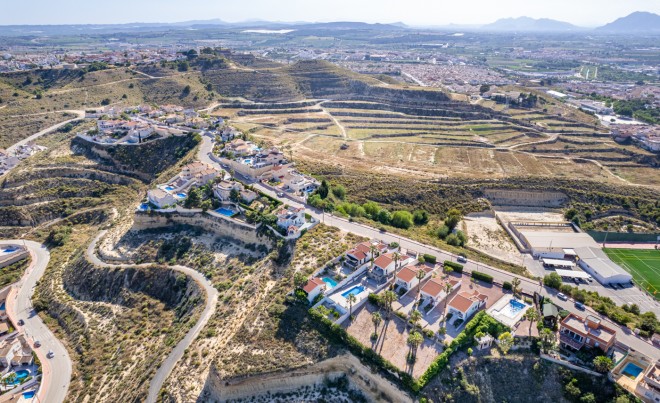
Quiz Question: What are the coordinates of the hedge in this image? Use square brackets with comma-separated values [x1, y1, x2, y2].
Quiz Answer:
[443, 261, 463, 273]
[422, 254, 437, 264]
[471, 271, 493, 284]
[416, 311, 509, 390]
[502, 281, 512, 291]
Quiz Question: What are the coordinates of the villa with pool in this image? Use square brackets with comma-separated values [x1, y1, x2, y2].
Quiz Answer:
[611, 350, 660, 403]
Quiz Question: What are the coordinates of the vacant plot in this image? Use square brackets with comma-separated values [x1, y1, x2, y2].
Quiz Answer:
[604, 248, 660, 299]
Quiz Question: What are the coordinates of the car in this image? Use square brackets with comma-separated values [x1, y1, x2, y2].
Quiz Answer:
[276, 192, 284, 197]
[457, 256, 468, 263]
[572, 278, 580, 285]
[574, 301, 585, 310]
[17, 319, 24, 326]
[34, 341, 41, 348]
[557, 293, 568, 301]
[47, 350, 54, 359]
[586, 277, 593, 283]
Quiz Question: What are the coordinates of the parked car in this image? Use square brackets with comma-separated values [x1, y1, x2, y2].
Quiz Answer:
[47, 350, 54, 358]
[586, 277, 593, 283]
[557, 293, 568, 301]
[457, 256, 468, 264]
[34, 341, 41, 348]
[574, 301, 585, 310]
[276, 192, 284, 197]
[17, 319, 24, 326]
[572, 278, 580, 285]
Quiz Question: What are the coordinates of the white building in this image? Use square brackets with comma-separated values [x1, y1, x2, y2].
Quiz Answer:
[147, 189, 177, 209]
[302, 277, 326, 303]
[447, 290, 488, 323]
[394, 264, 433, 291]
[575, 246, 633, 285]
[420, 277, 461, 307]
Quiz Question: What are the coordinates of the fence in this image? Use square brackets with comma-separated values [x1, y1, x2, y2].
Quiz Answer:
[587, 231, 659, 244]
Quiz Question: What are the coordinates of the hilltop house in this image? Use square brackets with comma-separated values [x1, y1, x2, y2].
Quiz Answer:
[225, 139, 258, 157]
[369, 252, 413, 282]
[559, 313, 616, 353]
[394, 264, 434, 292]
[147, 188, 177, 209]
[447, 290, 488, 323]
[213, 180, 244, 201]
[0, 335, 33, 367]
[420, 277, 461, 307]
[344, 241, 387, 270]
[302, 277, 326, 303]
[276, 206, 306, 236]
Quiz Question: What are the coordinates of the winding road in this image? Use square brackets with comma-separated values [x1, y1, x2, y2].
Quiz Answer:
[85, 231, 219, 403]
[6, 110, 85, 155]
[0, 240, 72, 403]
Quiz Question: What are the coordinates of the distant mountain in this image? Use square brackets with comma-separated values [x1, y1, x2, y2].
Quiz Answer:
[482, 16, 582, 32]
[597, 12, 660, 33]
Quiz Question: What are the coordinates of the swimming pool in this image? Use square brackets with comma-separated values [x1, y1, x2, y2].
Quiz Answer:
[175, 193, 187, 199]
[322, 277, 338, 289]
[6, 369, 29, 385]
[215, 207, 236, 217]
[498, 299, 528, 319]
[137, 203, 150, 211]
[341, 285, 365, 299]
[0, 302, 5, 311]
[622, 362, 644, 379]
[0, 247, 18, 255]
[242, 158, 253, 165]
[164, 185, 175, 191]
[22, 390, 36, 399]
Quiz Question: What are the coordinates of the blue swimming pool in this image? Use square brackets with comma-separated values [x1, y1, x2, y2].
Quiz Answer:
[622, 362, 644, 378]
[509, 299, 526, 312]
[322, 277, 338, 289]
[6, 369, 29, 385]
[0, 302, 5, 311]
[137, 203, 150, 211]
[341, 285, 365, 298]
[22, 391, 36, 399]
[164, 185, 175, 191]
[176, 193, 187, 198]
[215, 207, 236, 217]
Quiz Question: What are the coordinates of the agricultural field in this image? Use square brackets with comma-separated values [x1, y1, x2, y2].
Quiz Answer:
[605, 248, 660, 299]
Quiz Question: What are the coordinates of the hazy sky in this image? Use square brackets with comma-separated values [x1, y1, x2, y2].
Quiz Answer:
[3, 0, 660, 27]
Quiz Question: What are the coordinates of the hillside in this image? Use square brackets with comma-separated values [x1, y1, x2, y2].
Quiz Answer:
[597, 11, 660, 33]
[482, 17, 581, 32]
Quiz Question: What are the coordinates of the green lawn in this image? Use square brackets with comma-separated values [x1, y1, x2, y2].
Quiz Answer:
[604, 248, 660, 299]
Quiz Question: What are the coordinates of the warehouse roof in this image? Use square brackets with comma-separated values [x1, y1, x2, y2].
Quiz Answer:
[575, 247, 632, 280]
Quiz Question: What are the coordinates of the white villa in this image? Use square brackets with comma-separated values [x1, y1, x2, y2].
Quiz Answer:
[276, 206, 306, 236]
[147, 188, 177, 209]
[0, 335, 33, 368]
[213, 180, 244, 201]
[447, 290, 488, 323]
[394, 264, 433, 291]
[302, 277, 326, 303]
[344, 241, 387, 270]
[420, 277, 461, 307]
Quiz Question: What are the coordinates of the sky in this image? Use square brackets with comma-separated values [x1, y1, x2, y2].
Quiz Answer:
[2, 0, 660, 27]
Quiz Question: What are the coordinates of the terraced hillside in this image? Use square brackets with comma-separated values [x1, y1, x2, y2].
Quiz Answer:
[0, 124, 205, 402]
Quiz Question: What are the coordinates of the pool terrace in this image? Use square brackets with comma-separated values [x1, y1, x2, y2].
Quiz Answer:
[487, 295, 531, 328]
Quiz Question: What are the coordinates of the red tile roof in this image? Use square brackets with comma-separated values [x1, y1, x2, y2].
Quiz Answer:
[448, 290, 486, 313]
[374, 253, 394, 269]
[303, 277, 325, 294]
[396, 266, 418, 283]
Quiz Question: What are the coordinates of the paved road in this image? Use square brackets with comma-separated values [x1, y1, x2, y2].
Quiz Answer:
[1, 240, 72, 403]
[85, 231, 219, 403]
[6, 110, 85, 154]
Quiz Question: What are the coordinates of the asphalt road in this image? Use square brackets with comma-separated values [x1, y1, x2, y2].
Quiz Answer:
[6, 110, 84, 154]
[1, 240, 72, 403]
[85, 231, 219, 403]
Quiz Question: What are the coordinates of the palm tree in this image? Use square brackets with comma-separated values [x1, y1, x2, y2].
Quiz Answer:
[511, 277, 521, 297]
[383, 290, 397, 319]
[407, 331, 424, 362]
[347, 293, 357, 320]
[416, 270, 426, 299]
[524, 308, 540, 335]
[393, 252, 400, 271]
[441, 282, 453, 323]
[369, 245, 377, 270]
[539, 328, 556, 352]
[371, 311, 382, 336]
[409, 309, 422, 332]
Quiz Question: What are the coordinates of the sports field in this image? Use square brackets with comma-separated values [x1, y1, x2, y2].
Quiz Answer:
[604, 248, 660, 300]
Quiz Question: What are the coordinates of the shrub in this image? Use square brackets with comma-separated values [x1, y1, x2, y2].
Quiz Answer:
[471, 271, 493, 284]
[413, 210, 429, 225]
[503, 281, 512, 291]
[391, 210, 414, 229]
[422, 254, 437, 264]
[543, 272, 562, 289]
[444, 261, 463, 273]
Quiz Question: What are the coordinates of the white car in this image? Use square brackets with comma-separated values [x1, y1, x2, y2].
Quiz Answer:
[557, 293, 568, 301]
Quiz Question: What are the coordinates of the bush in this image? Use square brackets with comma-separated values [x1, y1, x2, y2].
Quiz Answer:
[422, 254, 437, 264]
[444, 261, 463, 273]
[543, 272, 562, 289]
[471, 271, 493, 284]
[413, 210, 429, 225]
[502, 281, 512, 291]
[390, 210, 414, 229]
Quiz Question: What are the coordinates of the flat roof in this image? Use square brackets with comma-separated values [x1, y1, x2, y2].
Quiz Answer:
[575, 246, 633, 280]
[541, 258, 576, 267]
[519, 230, 600, 250]
[563, 248, 577, 255]
[555, 269, 591, 279]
